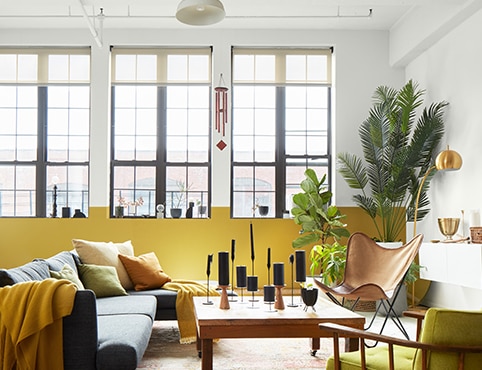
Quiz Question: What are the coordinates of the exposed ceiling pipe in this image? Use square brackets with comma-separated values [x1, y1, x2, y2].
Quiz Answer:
[78, 0, 103, 48]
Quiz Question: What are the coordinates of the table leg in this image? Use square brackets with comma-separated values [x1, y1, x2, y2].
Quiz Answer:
[201, 338, 213, 370]
[196, 335, 202, 358]
[310, 337, 320, 356]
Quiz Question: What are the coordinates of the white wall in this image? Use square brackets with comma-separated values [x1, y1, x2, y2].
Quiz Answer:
[406, 8, 482, 309]
[0, 27, 403, 207]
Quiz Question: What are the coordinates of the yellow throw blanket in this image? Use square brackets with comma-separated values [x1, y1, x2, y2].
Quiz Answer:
[163, 279, 220, 344]
[0, 278, 77, 370]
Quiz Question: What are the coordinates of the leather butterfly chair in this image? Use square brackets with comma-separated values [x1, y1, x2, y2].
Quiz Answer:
[314, 232, 424, 341]
[320, 308, 482, 370]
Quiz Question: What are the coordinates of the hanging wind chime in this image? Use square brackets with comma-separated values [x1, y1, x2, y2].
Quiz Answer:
[214, 73, 228, 137]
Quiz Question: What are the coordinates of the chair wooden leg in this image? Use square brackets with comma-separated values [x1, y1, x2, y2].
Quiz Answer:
[333, 333, 340, 370]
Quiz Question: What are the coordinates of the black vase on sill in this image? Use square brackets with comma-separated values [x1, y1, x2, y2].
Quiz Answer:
[186, 202, 194, 218]
[72, 209, 86, 218]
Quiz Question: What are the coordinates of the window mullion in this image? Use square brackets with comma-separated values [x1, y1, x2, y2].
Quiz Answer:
[275, 86, 286, 218]
[36, 86, 47, 217]
[156, 86, 167, 207]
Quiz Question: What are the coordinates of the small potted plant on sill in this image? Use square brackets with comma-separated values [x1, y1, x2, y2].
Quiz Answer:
[116, 195, 144, 217]
[252, 198, 269, 217]
[170, 180, 191, 218]
[196, 199, 207, 218]
[291, 169, 351, 292]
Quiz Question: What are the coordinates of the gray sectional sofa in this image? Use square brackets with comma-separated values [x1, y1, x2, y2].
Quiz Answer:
[0, 251, 179, 370]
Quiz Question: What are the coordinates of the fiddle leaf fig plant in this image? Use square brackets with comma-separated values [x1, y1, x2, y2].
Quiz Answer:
[291, 169, 350, 285]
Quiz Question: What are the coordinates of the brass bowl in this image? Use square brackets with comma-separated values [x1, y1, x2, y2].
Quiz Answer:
[437, 218, 460, 241]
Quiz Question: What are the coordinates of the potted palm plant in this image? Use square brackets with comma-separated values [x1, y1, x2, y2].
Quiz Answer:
[337, 80, 446, 243]
[291, 169, 350, 289]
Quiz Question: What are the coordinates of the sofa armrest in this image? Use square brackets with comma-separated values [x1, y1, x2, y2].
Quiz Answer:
[319, 322, 482, 370]
[63, 290, 98, 370]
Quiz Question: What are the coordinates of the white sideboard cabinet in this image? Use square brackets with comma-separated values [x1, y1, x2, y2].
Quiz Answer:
[419, 243, 482, 289]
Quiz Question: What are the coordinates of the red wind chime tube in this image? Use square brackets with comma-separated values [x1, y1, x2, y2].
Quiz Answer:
[215, 86, 228, 136]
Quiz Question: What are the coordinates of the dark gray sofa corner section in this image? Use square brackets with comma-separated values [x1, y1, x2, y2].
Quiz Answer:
[97, 314, 153, 370]
[63, 289, 98, 370]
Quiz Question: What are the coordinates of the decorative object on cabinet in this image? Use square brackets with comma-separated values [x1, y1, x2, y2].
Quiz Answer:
[413, 146, 462, 235]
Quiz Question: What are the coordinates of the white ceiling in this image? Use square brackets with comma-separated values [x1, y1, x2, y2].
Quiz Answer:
[0, 0, 471, 30]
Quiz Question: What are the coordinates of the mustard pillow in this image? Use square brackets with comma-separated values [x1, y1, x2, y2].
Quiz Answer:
[72, 239, 134, 290]
[78, 264, 127, 298]
[118, 252, 171, 291]
[50, 263, 85, 290]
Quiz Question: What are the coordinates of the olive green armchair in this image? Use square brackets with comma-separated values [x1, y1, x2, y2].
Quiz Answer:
[320, 308, 482, 370]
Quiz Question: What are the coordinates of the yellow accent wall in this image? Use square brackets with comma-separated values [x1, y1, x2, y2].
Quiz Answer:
[0, 206, 404, 287]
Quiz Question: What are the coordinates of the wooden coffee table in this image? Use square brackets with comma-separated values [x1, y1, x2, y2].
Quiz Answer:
[194, 295, 365, 370]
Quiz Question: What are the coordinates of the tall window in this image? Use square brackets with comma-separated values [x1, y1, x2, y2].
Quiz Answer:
[232, 48, 332, 218]
[0, 49, 90, 217]
[111, 48, 211, 218]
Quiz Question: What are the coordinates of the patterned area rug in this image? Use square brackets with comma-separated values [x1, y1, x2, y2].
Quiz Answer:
[137, 320, 338, 369]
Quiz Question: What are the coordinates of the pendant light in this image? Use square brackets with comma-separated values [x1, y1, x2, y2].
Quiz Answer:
[176, 0, 225, 26]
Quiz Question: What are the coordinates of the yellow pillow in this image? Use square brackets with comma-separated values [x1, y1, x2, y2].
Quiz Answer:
[72, 239, 134, 290]
[118, 252, 171, 291]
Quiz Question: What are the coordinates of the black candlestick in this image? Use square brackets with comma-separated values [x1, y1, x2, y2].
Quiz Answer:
[287, 254, 298, 307]
[267, 247, 271, 286]
[203, 254, 214, 305]
[230, 240, 237, 301]
[295, 250, 306, 283]
[247, 275, 259, 308]
[236, 265, 247, 303]
[218, 251, 229, 286]
[273, 262, 284, 286]
[263, 285, 276, 312]
[250, 223, 255, 275]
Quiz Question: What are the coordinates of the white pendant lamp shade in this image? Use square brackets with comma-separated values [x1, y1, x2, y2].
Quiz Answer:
[176, 0, 225, 26]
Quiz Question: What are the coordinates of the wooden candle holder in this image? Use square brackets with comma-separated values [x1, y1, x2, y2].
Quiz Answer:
[274, 285, 285, 310]
[219, 285, 230, 310]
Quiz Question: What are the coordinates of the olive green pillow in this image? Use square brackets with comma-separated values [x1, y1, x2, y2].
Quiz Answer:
[50, 263, 85, 290]
[78, 264, 127, 298]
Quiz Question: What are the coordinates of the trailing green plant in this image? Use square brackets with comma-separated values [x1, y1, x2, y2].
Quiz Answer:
[291, 169, 350, 285]
[337, 80, 446, 242]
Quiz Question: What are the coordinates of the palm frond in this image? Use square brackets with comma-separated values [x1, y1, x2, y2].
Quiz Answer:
[336, 153, 368, 190]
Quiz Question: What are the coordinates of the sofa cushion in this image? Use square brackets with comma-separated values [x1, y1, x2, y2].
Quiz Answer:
[50, 264, 85, 289]
[118, 252, 171, 291]
[38, 251, 80, 275]
[0, 260, 50, 287]
[78, 264, 127, 298]
[96, 295, 156, 321]
[96, 314, 153, 370]
[128, 288, 178, 320]
[72, 239, 134, 290]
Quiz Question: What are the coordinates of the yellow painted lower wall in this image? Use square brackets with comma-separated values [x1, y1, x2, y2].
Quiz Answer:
[0, 206, 404, 287]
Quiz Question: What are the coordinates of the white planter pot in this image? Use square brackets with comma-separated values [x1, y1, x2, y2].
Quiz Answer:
[377, 241, 403, 249]
[376, 283, 408, 317]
